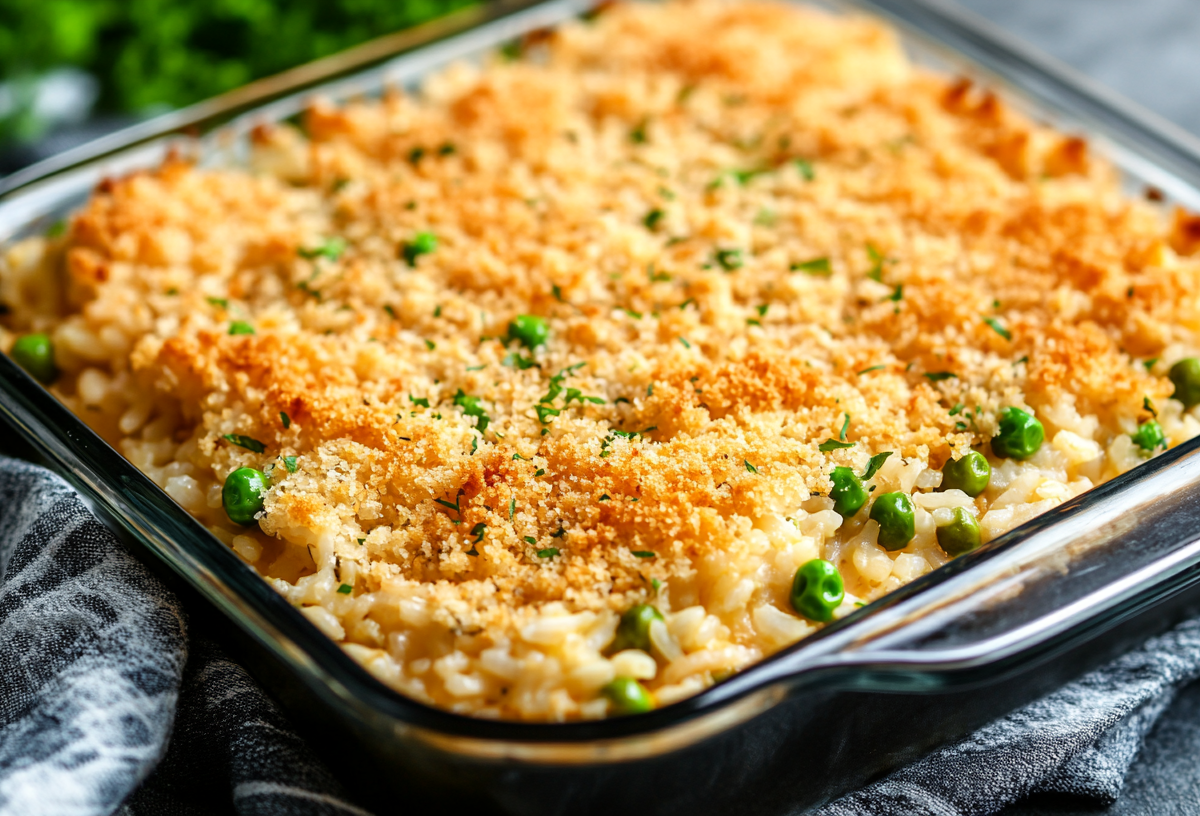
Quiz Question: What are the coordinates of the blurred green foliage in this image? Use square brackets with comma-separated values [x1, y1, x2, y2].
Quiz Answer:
[0, 0, 475, 139]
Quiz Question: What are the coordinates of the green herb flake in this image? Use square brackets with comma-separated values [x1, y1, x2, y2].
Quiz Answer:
[862, 451, 893, 480]
[982, 316, 1012, 341]
[552, 284, 565, 302]
[1144, 396, 1158, 418]
[537, 548, 560, 558]
[794, 158, 815, 181]
[679, 336, 692, 349]
[535, 468, 546, 477]
[410, 395, 430, 409]
[297, 237, 347, 262]
[400, 231, 438, 266]
[206, 296, 228, 309]
[643, 209, 665, 230]
[818, 438, 856, 452]
[857, 365, 886, 375]
[550, 526, 567, 539]
[503, 352, 537, 370]
[714, 248, 744, 272]
[454, 390, 491, 433]
[791, 257, 831, 276]
[1144, 358, 1159, 371]
[283, 456, 298, 473]
[438, 142, 456, 156]
[744, 460, 759, 474]
[887, 285, 904, 303]
[509, 497, 516, 520]
[280, 411, 291, 429]
[630, 118, 649, 144]
[839, 413, 851, 441]
[631, 550, 657, 559]
[651, 578, 662, 592]
[949, 403, 964, 416]
[924, 372, 957, 382]
[337, 584, 353, 595]
[222, 434, 265, 454]
[599, 494, 611, 501]
[866, 243, 885, 282]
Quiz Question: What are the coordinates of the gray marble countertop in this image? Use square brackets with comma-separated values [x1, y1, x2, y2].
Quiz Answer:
[956, 2, 1200, 814]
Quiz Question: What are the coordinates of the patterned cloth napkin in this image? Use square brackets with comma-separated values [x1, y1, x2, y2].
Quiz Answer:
[0, 457, 365, 816]
[1, 453, 1199, 816]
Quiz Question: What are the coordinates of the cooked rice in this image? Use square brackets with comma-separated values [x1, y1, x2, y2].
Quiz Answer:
[5, 0, 1200, 721]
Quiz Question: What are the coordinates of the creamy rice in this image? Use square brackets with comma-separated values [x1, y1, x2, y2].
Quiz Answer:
[5, 0, 1200, 721]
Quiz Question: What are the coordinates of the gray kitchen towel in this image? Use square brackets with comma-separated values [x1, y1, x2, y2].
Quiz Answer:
[0, 456, 365, 816]
[2, 452, 1200, 816]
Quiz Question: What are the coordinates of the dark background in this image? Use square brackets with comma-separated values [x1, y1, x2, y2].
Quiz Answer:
[1, 0, 1199, 813]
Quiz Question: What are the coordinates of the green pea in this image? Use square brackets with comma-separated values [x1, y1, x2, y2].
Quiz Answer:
[830, 466, 867, 518]
[10, 333, 57, 384]
[229, 321, 255, 335]
[1131, 420, 1167, 453]
[610, 603, 663, 653]
[869, 492, 916, 551]
[401, 231, 438, 266]
[222, 467, 269, 526]
[936, 506, 981, 556]
[602, 677, 655, 715]
[507, 314, 550, 350]
[790, 559, 844, 622]
[940, 451, 991, 497]
[991, 407, 1044, 460]
[1170, 358, 1200, 408]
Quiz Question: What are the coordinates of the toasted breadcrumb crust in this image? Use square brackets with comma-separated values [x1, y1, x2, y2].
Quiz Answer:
[5, 0, 1200, 720]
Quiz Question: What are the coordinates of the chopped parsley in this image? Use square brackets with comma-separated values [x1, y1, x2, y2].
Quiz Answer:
[924, 372, 957, 382]
[454, 390, 490, 433]
[424, 339, 436, 351]
[537, 548, 560, 558]
[1144, 358, 1159, 371]
[839, 413, 851, 441]
[887, 285, 904, 303]
[866, 243, 885, 282]
[744, 460, 759, 474]
[858, 365, 886, 375]
[535, 468, 546, 477]
[206, 296, 228, 309]
[862, 451, 893, 480]
[794, 158, 815, 181]
[631, 550, 657, 558]
[410, 395, 430, 408]
[297, 237, 347, 262]
[643, 209, 665, 230]
[283, 456, 298, 473]
[222, 434, 265, 453]
[630, 118, 649, 144]
[791, 257, 831, 276]
[400, 231, 438, 266]
[279, 411, 291, 429]
[503, 352, 537, 370]
[509, 497, 516, 520]
[982, 316, 1012, 341]
[1144, 396, 1158, 418]
[679, 336, 692, 349]
[599, 494, 611, 501]
[818, 438, 855, 452]
[714, 248, 744, 272]
[337, 584, 353, 595]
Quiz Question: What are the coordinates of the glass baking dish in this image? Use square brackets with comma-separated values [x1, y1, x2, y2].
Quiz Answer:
[4, 0, 1200, 811]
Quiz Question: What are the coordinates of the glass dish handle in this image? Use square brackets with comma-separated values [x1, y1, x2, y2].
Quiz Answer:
[738, 437, 1200, 694]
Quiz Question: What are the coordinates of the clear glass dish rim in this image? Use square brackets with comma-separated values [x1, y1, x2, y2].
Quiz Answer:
[3, 0, 1200, 749]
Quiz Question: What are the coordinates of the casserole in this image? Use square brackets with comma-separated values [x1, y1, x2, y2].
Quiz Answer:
[4, 0, 1200, 811]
